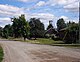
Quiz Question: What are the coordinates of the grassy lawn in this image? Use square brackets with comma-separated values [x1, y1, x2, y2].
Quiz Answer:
[0, 46, 4, 62]
[52, 44, 80, 47]
[25, 38, 80, 47]
[25, 38, 64, 45]
[5, 37, 63, 44]
[1, 37, 80, 47]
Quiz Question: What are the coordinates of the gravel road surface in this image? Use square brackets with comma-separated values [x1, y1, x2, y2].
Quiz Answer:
[0, 41, 80, 62]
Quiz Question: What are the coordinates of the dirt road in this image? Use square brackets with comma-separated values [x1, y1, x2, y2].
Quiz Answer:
[0, 41, 80, 62]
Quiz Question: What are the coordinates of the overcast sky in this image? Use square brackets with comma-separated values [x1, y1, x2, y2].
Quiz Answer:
[0, 0, 79, 29]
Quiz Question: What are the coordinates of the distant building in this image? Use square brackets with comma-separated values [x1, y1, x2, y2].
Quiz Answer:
[44, 20, 58, 39]
[44, 27, 58, 38]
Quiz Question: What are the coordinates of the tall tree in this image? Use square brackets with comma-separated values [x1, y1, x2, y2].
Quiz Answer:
[19, 15, 30, 40]
[12, 14, 30, 40]
[12, 17, 21, 38]
[57, 18, 66, 31]
[66, 22, 79, 43]
[60, 22, 79, 44]
[29, 18, 45, 39]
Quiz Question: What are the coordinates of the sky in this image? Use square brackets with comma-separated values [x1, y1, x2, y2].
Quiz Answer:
[0, 0, 79, 29]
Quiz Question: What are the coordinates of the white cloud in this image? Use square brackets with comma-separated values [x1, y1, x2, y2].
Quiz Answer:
[64, 2, 79, 12]
[26, 0, 79, 11]
[31, 0, 79, 13]
[0, 18, 10, 22]
[27, 1, 46, 10]
[60, 16, 69, 22]
[26, 13, 55, 28]
[59, 15, 79, 23]
[46, 0, 67, 6]
[58, 0, 78, 5]
[46, 0, 79, 12]
[17, 0, 37, 2]
[17, 0, 28, 2]
[23, 13, 79, 28]
[60, 16, 68, 20]
[36, 1, 46, 7]
[47, 0, 79, 6]
[0, 18, 12, 27]
[0, 4, 25, 27]
[0, 4, 21, 12]
[0, 4, 24, 17]
[57, 0, 67, 5]
[29, 13, 54, 20]
[72, 19, 79, 23]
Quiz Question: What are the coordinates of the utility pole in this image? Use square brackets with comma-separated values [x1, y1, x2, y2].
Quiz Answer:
[79, 3, 80, 43]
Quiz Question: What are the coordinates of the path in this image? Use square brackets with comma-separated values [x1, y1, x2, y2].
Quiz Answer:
[0, 41, 80, 62]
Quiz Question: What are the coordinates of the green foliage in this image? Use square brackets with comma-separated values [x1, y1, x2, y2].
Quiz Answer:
[25, 38, 64, 45]
[67, 22, 79, 32]
[0, 14, 79, 44]
[35, 38, 63, 44]
[61, 22, 79, 44]
[47, 24, 53, 30]
[46, 21, 57, 39]
[0, 27, 3, 37]
[12, 14, 30, 39]
[57, 18, 66, 31]
[0, 14, 30, 40]
[57, 19, 79, 44]
[0, 46, 4, 62]
[2, 24, 13, 38]
[29, 18, 45, 38]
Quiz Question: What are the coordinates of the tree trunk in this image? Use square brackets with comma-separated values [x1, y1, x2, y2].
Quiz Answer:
[24, 37, 26, 41]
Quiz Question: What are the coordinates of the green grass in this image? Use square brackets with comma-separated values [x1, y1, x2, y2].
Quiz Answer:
[8, 37, 23, 41]
[25, 38, 80, 47]
[25, 38, 64, 45]
[0, 46, 4, 62]
[52, 44, 80, 47]
[1, 37, 80, 47]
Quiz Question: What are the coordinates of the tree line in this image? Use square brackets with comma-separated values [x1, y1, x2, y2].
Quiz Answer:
[0, 14, 79, 43]
[57, 18, 79, 44]
[0, 15, 45, 40]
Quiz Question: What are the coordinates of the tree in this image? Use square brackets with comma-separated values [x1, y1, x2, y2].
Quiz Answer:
[57, 18, 66, 31]
[29, 18, 45, 39]
[2, 24, 12, 38]
[66, 22, 79, 43]
[0, 27, 3, 37]
[47, 20, 53, 30]
[19, 15, 30, 40]
[12, 14, 30, 40]
[61, 22, 79, 44]
[12, 17, 21, 38]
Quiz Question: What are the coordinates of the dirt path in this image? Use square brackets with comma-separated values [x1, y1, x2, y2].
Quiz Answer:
[0, 41, 80, 62]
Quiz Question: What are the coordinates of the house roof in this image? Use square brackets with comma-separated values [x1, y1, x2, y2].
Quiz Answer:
[45, 27, 58, 35]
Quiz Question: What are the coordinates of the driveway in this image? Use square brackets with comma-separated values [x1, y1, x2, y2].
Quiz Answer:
[0, 41, 80, 62]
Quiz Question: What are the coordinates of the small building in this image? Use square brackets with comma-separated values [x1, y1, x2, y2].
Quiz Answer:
[44, 27, 58, 39]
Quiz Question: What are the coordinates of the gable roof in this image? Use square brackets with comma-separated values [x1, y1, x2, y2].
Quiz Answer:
[45, 27, 58, 35]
